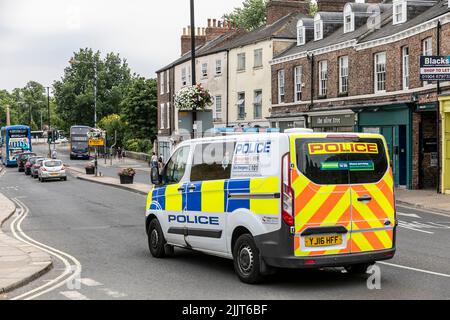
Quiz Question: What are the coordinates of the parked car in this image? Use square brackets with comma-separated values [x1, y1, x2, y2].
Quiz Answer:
[25, 156, 44, 176]
[17, 152, 37, 172]
[38, 159, 67, 182]
[31, 158, 46, 179]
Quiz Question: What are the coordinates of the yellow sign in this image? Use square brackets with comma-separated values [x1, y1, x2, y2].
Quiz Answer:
[88, 138, 105, 147]
[308, 142, 379, 155]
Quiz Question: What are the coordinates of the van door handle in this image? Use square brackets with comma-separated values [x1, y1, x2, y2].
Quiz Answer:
[177, 187, 184, 192]
[358, 196, 372, 203]
[187, 185, 196, 191]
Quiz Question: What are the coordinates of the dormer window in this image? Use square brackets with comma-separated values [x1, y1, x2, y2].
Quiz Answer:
[314, 15, 323, 41]
[393, 0, 407, 25]
[297, 20, 305, 46]
[343, 4, 354, 33]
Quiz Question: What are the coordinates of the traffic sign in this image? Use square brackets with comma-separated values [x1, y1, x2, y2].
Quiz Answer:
[88, 138, 105, 146]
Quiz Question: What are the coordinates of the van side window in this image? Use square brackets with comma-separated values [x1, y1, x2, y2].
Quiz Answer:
[190, 142, 236, 182]
[164, 146, 190, 185]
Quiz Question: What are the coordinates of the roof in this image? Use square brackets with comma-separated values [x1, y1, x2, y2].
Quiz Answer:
[156, 12, 307, 73]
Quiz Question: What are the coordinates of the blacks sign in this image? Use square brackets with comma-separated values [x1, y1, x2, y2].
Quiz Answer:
[420, 56, 450, 81]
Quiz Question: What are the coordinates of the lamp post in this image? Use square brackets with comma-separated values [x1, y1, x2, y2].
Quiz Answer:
[190, 0, 197, 138]
[46, 87, 51, 157]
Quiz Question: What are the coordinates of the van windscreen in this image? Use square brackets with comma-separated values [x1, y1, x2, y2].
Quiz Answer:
[295, 138, 389, 185]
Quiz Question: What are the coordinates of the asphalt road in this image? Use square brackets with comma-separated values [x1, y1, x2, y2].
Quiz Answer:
[1, 166, 450, 300]
[32, 143, 151, 185]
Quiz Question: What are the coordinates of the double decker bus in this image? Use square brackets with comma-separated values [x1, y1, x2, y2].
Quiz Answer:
[70, 125, 91, 160]
[1, 125, 32, 167]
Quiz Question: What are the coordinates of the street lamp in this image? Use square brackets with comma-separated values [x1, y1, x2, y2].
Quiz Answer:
[45, 86, 52, 157]
[190, 0, 197, 138]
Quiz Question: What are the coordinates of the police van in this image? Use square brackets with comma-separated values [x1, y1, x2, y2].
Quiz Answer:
[146, 129, 397, 284]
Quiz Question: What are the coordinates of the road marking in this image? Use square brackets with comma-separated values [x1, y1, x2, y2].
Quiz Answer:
[379, 262, 450, 279]
[397, 212, 421, 219]
[98, 288, 127, 298]
[80, 278, 102, 287]
[398, 222, 434, 234]
[396, 204, 450, 218]
[60, 291, 90, 300]
[9, 198, 82, 301]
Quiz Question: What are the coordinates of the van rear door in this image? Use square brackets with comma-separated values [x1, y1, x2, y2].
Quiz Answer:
[291, 135, 395, 257]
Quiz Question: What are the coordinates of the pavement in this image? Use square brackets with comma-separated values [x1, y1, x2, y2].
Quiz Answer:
[0, 168, 53, 295]
[395, 188, 450, 214]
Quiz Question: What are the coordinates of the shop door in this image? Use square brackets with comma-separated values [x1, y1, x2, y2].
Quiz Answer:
[381, 127, 396, 184]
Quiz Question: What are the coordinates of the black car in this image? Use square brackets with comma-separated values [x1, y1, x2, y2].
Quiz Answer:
[17, 152, 36, 172]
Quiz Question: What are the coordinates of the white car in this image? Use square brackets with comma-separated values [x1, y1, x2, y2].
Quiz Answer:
[38, 159, 67, 182]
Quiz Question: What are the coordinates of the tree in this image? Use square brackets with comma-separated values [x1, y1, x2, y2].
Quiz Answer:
[98, 114, 127, 148]
[223, 0, 267, 31]
[306, 0, 318, 17]
[53, 48, 132, 131]
[121, 77, 158, 142]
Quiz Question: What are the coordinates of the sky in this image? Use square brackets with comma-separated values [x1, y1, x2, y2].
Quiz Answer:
[0, 0, 244, 91]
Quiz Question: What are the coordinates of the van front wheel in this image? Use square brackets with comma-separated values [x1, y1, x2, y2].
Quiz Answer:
[233, 234, 263, 284]
[148, 219, 166, 258]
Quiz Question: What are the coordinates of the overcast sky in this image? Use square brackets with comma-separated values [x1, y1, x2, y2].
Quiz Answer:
[0, 0, 244, 91]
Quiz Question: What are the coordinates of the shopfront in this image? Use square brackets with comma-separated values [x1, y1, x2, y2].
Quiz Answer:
[439, 95, 450, 194]
[270, 117, 306, 132]
[309, 110, 356, 133]
[356, 104, 412, 188]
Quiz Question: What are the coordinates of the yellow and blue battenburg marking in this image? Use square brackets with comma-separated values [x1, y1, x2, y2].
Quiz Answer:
[147, 177, 280, 215]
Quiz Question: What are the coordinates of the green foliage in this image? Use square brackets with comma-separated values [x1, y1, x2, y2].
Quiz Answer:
[98, 113, 127, 148]
[121, 77, 158, 142]
[53, 48, 132, 130]
[306, 0, 318, 17]
[223, 0, 267, 31]
[124, 138, 153, 154]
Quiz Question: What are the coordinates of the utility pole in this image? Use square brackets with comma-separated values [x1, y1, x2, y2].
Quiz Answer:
[46, 87, 51, 157]
[190, 0, 197, 138]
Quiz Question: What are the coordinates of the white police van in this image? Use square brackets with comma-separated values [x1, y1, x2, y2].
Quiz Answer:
[146, 129, 397, 283]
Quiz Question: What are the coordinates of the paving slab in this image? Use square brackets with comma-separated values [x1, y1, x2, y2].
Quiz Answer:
[395, 188, 450, 215]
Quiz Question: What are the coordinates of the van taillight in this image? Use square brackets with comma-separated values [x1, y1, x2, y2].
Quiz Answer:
[281, 153, 294, 227]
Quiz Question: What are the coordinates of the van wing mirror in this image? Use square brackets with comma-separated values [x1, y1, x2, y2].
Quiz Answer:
[150, 167, 161, 186]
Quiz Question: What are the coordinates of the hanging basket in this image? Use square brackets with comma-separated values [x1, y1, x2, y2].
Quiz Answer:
[174, 84, 214, 111]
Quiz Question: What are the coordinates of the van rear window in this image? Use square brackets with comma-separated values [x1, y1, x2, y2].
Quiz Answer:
[295, 138, 388, 185]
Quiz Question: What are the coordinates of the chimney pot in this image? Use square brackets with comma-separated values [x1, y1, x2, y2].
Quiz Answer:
[213, 19, 217, 27]
[208, 18, 211, 28]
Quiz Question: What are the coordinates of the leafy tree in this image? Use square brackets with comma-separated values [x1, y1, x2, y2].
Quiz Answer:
[53, 48, 132, 131]
[121, 77, 158, 142]
[306, 0, 318, 17]
[98, 114, 127, 148]
[223, 0, 267, 31]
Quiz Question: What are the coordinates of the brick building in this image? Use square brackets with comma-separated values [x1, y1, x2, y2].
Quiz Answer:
[270, 0, 450, 190]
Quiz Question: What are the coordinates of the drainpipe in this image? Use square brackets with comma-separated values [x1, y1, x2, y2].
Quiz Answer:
[436, 20, 441, 193]
[226, 50, 230, 127]
[307, 53, 314, 111]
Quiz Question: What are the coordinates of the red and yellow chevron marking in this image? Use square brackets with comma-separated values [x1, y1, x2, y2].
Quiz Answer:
[292, 168, 395, 257]
[350, 168, 395, 253]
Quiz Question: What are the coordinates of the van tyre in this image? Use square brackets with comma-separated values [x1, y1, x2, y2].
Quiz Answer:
[345, 263, 373, 274]
[148, 219, 166, 258]
[233, 234, 264, 284]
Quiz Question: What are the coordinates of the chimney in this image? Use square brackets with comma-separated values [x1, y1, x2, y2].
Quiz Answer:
[213, 19, 217, 27]
[316, 0, 358, 12]
[180, 25, 207, 55]
[204, 18, 236, 42]
[266, 0, 308, 25]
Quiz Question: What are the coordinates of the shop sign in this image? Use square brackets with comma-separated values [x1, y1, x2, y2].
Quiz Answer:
[311, 114, 355, 128]
[420, 56, 450, 81]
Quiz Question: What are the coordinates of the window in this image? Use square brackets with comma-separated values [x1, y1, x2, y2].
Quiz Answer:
[181, 68, 187, 86]
[160, 74, 164, 94]
[166, 70, 170, 93]
[214, 95, 222, 121]
[339, 56, 349, 94]
[294, 66, 302, 101]
[216, 60, 222, 75]
[343, 4, 354, 33]
[237, 92, 246, 120]
[201, 63, 208, 77]
[402, 46, 409, 90]
[160, 103, 165, 129]
[163, 146, 190, 185]
[278, 70, 285, 104]
[319, 60, 328, 97]
[393, 0, 407, 25]
[254, 49, 263, 68]
[190, 142, 235, 182]
[423, 37, 433, 85]
[237, 53, 246, 71]
[254, 90, 262, 119]
[166, 102, 170, 129]
[374, 52, 386, 92]
[314, 15, 323, 41]
[297, 20, 305, 45]
[188, 65, 192, 84]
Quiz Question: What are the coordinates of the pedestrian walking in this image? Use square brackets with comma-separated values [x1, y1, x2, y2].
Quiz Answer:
[158, 156, 164, 175]
[150, 152, 158, 168]
[51, 149, 57, 159]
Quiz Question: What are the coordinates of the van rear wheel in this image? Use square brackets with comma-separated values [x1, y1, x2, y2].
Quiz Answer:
[233, 234, 264, 284]
[148, 219, 166, 258]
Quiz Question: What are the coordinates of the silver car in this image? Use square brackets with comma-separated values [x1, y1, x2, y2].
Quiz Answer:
[38, 159, 67, 182]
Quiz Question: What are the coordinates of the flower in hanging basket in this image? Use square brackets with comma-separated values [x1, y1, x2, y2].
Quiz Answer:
[118, 167, 136, 177]
[174, 84, 214, 111]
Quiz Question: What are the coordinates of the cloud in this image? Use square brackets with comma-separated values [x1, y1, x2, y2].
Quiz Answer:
[0, 0, 244, 91]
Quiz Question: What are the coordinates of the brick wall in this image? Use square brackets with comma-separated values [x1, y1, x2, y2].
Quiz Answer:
[266, 0, 309, 25]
